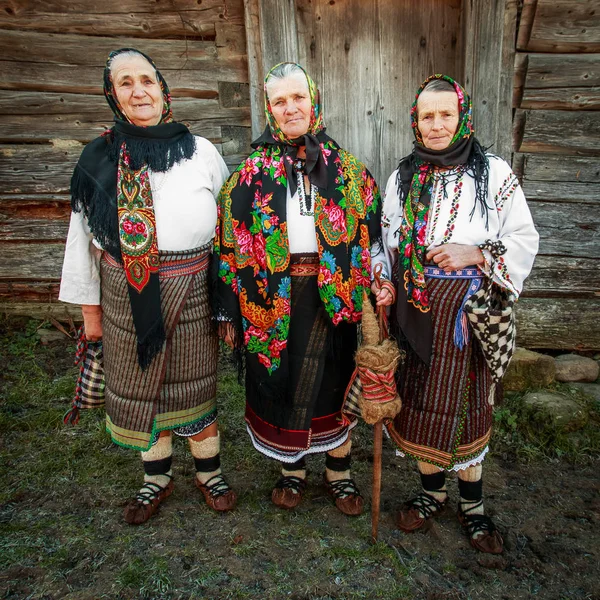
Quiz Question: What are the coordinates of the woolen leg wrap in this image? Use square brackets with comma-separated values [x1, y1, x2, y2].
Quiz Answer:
[188, 432, 220, 459]
[328, 437, 351, 458]
[418, 461, 443, 475]
[457, 464, 482, 482]
[141, 433, 172, 462]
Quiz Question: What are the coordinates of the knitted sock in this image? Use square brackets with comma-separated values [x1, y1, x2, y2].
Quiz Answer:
[140, 433, 173, 499]
[325, 438, 352, 482]
[188, 433, 221, 485]
[458, 464, 484, 516]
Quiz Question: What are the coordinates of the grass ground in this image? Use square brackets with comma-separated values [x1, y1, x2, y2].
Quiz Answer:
[0, 315, 598, 600]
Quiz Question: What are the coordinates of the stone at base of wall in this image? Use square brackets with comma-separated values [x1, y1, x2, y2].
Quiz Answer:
[504, 348, 556, 392]
[555, 354, 600, 383]
[523, 392, 588, 432]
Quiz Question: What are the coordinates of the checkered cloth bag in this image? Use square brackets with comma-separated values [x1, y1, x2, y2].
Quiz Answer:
[63, 326, 105, 425]
[464, 240, 516, 384]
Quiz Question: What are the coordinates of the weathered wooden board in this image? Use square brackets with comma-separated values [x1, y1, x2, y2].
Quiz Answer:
[0, 243, 65, 280]
[0, 281, 61, 303]
[0, 195, 71, 220]
[0, 30, 223, 67]
[0, 60, 247, 96]
[0, 12, 216, 38]
[528, 201, 599, 258]
[516, 298, 600, 350]
[521, 86, 600, 111]
[523, 181, 600, 204]
[523, 0, 600, 53]
[524, 53, 600, 88]
[517, 154, 600, 183]
[0, 92, 250, 122]
[0, 300, 81, 321]
[0, 115, 246, 142]
[0, 0, 244, 38]
[524, 255, 600, 297]
[0, 220, 69, 242]
[515, 109, 600, 155]
[1, 0, 239, 14]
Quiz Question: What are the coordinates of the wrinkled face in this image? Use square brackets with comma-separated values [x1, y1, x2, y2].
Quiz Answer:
[267, 75, 312, 139]
[111, 54, 164, 127]
[417, 90, 460, 150]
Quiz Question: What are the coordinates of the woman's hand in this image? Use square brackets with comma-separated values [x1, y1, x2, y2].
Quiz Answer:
[218, 321, 237, 349]
[81, 304, 103, 341]
[425, 244, 484, 273]
[371, 279, 394, 307]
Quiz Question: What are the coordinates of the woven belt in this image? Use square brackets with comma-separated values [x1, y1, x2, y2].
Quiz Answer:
[290, 253, 319, 277]
[103, 249, 210, 279]
[424, 264, 484, 349]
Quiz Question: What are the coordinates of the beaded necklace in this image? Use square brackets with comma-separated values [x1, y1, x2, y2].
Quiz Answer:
[294, 159, 316, 216]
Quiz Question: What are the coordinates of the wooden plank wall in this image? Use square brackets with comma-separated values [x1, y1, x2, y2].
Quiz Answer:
[513, 0, 600, 350]
[0, 0, 251, 319]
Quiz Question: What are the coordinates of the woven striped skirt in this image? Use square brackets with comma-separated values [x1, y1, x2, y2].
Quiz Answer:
[245, 254, 357, 463]
[101, 243, 218, 451]
[387, 266, 493, 470]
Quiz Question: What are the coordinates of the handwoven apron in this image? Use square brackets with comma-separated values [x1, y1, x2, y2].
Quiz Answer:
[101, 242, 218, 451]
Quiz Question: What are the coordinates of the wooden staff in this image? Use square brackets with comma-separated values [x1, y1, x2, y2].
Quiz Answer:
[371, 263, 386, 543]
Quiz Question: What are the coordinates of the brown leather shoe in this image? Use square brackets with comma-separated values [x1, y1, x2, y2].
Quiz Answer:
[396, 492, 448, 532]
[271, 475, 306, 510]
[195, 474, 237, 512]
[123, 479, 174, 525]
[457, 504, 504, 554]
[324, 475, 364, 516]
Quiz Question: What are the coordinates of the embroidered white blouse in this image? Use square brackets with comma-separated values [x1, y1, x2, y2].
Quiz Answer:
[59, 136, 230, 306]
[378, 155, 539, 296]
[286, 185, 386, 273]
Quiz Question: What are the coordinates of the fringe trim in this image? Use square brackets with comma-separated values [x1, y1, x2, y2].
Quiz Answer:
[136, 315, 167, 371]
[108, 130, 196, 172]
[71, 164, 122, 260]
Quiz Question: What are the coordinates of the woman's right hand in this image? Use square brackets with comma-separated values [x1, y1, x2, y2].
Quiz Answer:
[81, 304, 103, 341]
[218, 321, 237, 349]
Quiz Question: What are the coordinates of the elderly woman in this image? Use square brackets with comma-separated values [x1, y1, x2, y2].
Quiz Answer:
[373, 75, 538, 553]
[213, 62, 384, 515]
[59, 48, 236, 524]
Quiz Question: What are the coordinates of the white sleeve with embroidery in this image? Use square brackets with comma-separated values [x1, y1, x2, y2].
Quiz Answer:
[487, 156, 539, 297]
[59, 210, 102, 305]
[375, 169, 402, 282]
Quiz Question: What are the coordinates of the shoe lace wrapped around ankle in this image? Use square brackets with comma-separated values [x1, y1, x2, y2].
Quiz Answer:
[460, 502, 497, 537]
[274, 475, 307, 494]
[405, 492, 447, 519]
[135, 479, 170, 505]
[201, 474, 232, 498]
[326, 478, 361, 499]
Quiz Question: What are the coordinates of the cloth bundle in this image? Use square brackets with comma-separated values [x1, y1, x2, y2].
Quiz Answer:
[464, 240, 516, 403]
[64, 325, 105, 425]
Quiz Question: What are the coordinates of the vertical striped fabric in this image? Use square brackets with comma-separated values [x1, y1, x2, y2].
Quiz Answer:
[387, 276, 493, 469]
[101, 244, 218, 451]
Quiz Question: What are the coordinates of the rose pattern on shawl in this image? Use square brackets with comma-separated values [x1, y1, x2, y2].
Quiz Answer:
[240, 156, 260, 186]
[322, 199, 347, 233]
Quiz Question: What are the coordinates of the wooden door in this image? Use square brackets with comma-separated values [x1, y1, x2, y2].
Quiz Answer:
[245, 0, 514, 187]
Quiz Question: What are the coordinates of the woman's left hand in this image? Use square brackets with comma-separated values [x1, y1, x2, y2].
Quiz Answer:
[426, 244, 484, 273]
[371, 279, 394, 307]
